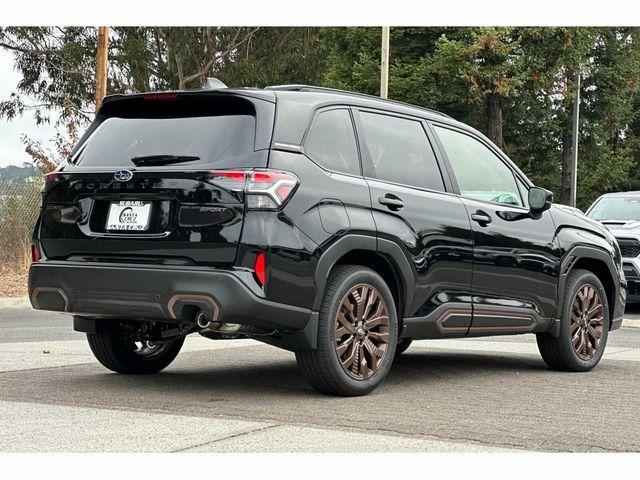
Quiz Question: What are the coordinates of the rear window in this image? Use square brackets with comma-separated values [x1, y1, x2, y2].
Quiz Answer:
[71, 95, 258, 169]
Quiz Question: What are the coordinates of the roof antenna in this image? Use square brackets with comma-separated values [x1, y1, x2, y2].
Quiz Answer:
[202, 77, 228, 90]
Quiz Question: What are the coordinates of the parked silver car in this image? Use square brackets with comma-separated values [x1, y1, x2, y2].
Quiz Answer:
[586, 192, 640, 301]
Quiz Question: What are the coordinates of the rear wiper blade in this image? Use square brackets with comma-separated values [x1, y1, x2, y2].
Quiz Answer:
[131, 154, 200, 166]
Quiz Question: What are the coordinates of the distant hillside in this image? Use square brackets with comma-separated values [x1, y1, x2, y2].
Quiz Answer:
[0, 164, 41, 181]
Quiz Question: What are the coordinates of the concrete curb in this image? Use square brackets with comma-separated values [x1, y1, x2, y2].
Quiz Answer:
[0, 297, 31, 309]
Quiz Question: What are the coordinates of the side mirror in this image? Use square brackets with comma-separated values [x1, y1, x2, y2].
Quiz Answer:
[529, 187, 553, 213]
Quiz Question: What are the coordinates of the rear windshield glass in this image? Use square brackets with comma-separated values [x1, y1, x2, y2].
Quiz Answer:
[72, 95, 257, 168]
[588, 196, 640, 221]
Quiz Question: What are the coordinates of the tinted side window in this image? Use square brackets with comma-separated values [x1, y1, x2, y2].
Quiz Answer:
[358, 112, 445, 191]
[304, 109, 360, 176]
[433, 125, 523, 207]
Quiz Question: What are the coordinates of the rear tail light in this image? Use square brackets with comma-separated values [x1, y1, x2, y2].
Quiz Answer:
[208, 170, 248, 192]
[208, 169, 299, 210]
[42, 172, 59, 192]
[246, 170, 299, 209]
[254, 252, 267, 287]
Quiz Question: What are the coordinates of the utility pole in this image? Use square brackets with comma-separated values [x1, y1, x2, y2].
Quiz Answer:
[95, 26, 109, 112]
[569, 70, 581, 208]
[380, 27, 390, 99]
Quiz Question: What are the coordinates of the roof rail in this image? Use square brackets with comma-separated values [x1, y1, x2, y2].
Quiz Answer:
[265, 84, 451, 119]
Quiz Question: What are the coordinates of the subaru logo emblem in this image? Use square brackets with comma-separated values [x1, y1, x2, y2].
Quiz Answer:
[114, 170, 133, 182]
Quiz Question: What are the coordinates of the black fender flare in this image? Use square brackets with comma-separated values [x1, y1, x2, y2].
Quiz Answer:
[556, 244, 619, 319]
[312, 234, 415, 313]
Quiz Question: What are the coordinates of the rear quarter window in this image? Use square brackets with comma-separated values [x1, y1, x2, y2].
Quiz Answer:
[303, 108, 360, 176]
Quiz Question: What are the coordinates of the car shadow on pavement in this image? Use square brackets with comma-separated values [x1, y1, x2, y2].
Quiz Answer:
[50, 347, 551, 401]
[624, 302, 640, 314]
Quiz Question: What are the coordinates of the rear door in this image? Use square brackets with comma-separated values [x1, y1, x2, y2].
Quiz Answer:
[354, 109, 474, 335]
[39, 92, 274, 266]
[431, 123, 559, 332]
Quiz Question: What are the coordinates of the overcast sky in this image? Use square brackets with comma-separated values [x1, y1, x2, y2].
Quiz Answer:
[0, 49, 59, 167]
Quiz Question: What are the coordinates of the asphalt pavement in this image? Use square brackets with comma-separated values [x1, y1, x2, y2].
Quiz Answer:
[1, 303, 639, 452]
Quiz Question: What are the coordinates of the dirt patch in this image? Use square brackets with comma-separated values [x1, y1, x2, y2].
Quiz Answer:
[0, 264, 28, 298]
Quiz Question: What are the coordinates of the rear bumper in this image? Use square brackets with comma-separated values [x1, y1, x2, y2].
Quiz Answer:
[28, 261, 313, 331]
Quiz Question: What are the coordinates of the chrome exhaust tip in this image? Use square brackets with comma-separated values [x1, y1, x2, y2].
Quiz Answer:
[196, 312, 211, 329]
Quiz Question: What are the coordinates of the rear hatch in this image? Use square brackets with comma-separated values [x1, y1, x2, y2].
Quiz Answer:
[38, 91, 275, 266]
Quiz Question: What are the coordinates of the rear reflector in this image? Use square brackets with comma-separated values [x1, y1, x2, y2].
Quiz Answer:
[254, 252, 267, 287]
[31, 244, 41, 263]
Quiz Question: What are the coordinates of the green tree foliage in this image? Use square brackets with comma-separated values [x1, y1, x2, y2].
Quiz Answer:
[322, 27, 640, 209]
[2, 26, 640, 210]
[0, 27, 326, 122]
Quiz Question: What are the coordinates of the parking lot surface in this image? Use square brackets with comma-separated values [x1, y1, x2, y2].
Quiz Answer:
[1, 305, 639, 452]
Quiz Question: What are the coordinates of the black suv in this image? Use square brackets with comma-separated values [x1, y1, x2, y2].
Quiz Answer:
[29, 84, 626, 396]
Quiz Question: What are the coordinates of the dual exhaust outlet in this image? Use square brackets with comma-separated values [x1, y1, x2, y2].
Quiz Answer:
[166, 294, 241, 334]
[195, 311, 241, 334]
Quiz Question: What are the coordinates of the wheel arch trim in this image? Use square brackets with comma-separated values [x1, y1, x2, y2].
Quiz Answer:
[312, 234, 415, 313]
[557, 244, 621, 325]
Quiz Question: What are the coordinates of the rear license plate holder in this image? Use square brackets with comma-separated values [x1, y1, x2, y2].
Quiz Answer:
[106, 200, 152, 231]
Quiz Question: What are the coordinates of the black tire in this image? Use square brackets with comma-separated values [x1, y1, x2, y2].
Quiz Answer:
[395, 338, 413, 357]
[537, 269, 609, 372]
[87, 323, 185, 374]
[295, 265, 398, 396]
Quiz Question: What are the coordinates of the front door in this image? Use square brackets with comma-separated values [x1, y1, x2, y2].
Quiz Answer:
[431, 124, 560, 334]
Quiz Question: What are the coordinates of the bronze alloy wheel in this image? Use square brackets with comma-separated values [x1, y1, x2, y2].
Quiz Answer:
[334, 283, 390, 380]
[570, 283, 605, 360]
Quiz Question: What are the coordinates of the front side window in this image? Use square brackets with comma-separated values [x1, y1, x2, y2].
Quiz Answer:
[358, 111, 445, 191]
[433, 125, 522, 207]
[304, 109, 360, 176]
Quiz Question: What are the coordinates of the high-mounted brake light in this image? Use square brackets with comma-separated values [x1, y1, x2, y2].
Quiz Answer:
[208, 169, 299, 210]
[143, 93, 179, 101]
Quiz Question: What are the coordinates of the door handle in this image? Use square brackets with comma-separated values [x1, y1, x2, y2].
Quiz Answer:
[471, 210, 492, 226]
[378, 195, 405, 211]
